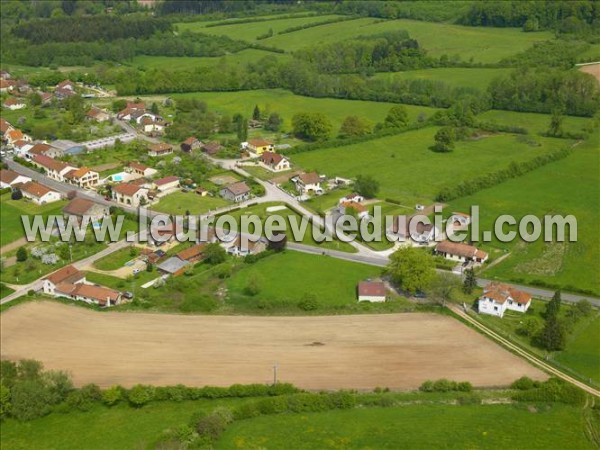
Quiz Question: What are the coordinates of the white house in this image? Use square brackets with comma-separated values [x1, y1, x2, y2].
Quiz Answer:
[3, 97, 26, 110]
[0, 169, 31, 189]
[27, 143, 64, 159]
[357, 281, 387, 302]
[148, 142, 173, 157]
[63, 197, 110, 224]
[63, 167, 100, 188]
[153, 176, 179, 192]
[16, 181, 61, 204]
[434, 241, 488, 264]
[43, 265, 86, 296]
[127, 161, 157, 178]
[339, 193, 364, 205]
[260, 151, 290, 172]
[294, 172, 322, 195]
[58, 283, 122, 307]
[31, 155, 76, 181]
[478, 282, 532, 318]
[220, 181, 251, 203]
[112, 183, 149, 207]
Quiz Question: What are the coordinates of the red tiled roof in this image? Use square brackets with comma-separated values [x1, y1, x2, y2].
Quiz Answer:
[19, 181, 55, 198]
[6, 129, 24, 141]
[435, 241, 488, 260]
[64, 167, 95, 180]
[46, 265, 84, 285]
[28, 143, 52, 155]
[183, 136, 198, 145]
[155, 176, 179, 186]
[299, 172, 320, 185]
[148, 143, 173, 153]
[340, 201, 367, 213]
[248, 138, 273, 147]
[358, 281, 386, 297]
[0, 118, 12, 133]
[176, 244, 206, 261]
[32, 154, 70, 172]
[260, 151, 283, 165]
[112, 183, 143, 196]
[3, 97, 24, 106]
[63, 198, 100, 216]
[223, 181, 250, 196]
[0, 169, 20, 184]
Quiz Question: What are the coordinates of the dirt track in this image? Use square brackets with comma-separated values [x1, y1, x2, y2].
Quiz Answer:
[579, 63, 600, 84]
[0, 302, 546, 390]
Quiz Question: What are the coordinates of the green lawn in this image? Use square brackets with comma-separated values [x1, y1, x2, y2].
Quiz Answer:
[449, 132, 599, 295]
[217, 403, 594, 450]
[92, 246, 139, 271]
[0, 283, 15, 299]
[0, 194, 68, 247]
[261, 17, 552, 62]
[152, 191, 230, 216]
[226, 250, 383, 311]
[173, 89, 440, 134]
[478, 110, 593, 136]
[555, 315, 600, 384]
[373, 67, 513, 92]
[291, 127, 570, 205]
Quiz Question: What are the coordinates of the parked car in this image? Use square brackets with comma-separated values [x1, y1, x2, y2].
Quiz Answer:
[123, 291, 134, 299]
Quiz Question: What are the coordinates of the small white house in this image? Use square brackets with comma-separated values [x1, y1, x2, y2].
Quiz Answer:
[43, 265, 86, 296]
[112, 183, 149, 207]
[220, 181, 251, 203]
[0, 169, 31, 189]
[294, 172, 322, 194]
[17, 181, 61, 204]
[153, 176, 180, 192]
[3, 98, 26, 110]
[260, 151, 290, 172]
[478, 282, 532, 318]
[357, 281, 387, 302]
[435, 241, 488, 264]
[339, 193, 364, 205]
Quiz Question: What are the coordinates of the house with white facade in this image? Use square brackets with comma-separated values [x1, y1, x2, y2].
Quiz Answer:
[16, 181, 61, 204]
[63, 167, 100, 188]
[27, 143, 64, 159]
[148, 142, 173, 157]
[260, 151, 290, 172]
[127, 161, 157, 178]
[478, 282, 532, 318]
[0, 169, 31, 189]
[388, 215, 439, 244]
[448, 212, 471, 230]
[31, 155, 75, 181]
[3, 97, 26, 110]
[153, 176, 179, 192]
[220, 181, 251, 203]
[293, 172, 322, 194]
[43, 265, 86, 296]
[434, 241, 488, 264]
[112, 183, 149, 207]
[63, 198, 109, 224]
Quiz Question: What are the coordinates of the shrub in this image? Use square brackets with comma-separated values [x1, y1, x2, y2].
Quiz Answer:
[11, 189, 23, 200]
[457, 395, 481, 405]
[127, 384, 155, 407]
[512, 377, 586, 405]
[297, 293, 319, 311]
[196, 412, 228, 442]
[16, 247, 28, 262]
[101, 385, 123, 406]
[432, 379, 458, 392]
[419, 380, 434, 392]
[457, 381, 473, 392]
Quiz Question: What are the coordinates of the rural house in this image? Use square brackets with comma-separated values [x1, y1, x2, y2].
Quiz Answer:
[357, 281, 387, 302]
[6, 129, 30, 145]
[176, 244, 206, 263]
[3, 97, 26, 110]
[260, 151, 290, 172]
[54, 80, 76, 98]
[127, 161, 157, 178]
[86, 107, 110, 122]
[246, 138, 274, 155]
[180, 136, 201, 152]
[0, 118, 14, 137]
[63, 167, 100, 188]
[31, 155, 75, 181]
[153, 176, 180, 192]
[338, 201, 370, 220]
[112, 183, 149, 207]
[63, 198, 109, 224]
[27, 143, 64, 159]
[339, 193, 364, 204]
[56, 283, 122, 307]
[220, 181, 251, 202]
[388, 216, 439, 244]
[478, 282, 532, 318]
[43, 265, 86, 296]
[148, 142, 173, 157]
[15, 181, 61, 204]
[448, 212, 471, 230]
[227, 236, 266, 257]
[0, 169, 31, 189]
[201, 141, 223, 155]
[434, 241, 488, 264]
[294, 172, 322, 194]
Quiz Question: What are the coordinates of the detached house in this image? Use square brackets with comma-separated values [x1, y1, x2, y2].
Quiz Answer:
[86, 107, 110, 122]
[127, 161, 157, 178]
[176, 243, 206, 263]
[294, 172, 322, 194]
[63, 198, 109, 224]
[55, 80, 76, 99]
[43, 265, 86, 296]
[27, 143, 64, 159]
[180, 136, 201, 152]
[16, 181, 61, 204]
[112, 183, 149, 207]
[478, 282, 532, 318]
[338, 201, 369, 220]
[448, 212, 471, 230]
[260, 151, 290, 172]
[148, 142, 173, 157]
[3, 97, 26, 110]
[357, 281, 387, 303]
[220, 181, 251, 203]
[388, 215, 438, 243]
[0, 169, 31, 189]
[153, 176, 179, 192]
[201, 141, 223, 155]
[246, 138, 274, 156]
[31, 155, 75, 181]
[434, 241, 488, 264]
[61, 283, 122, 307]
[0, 118, 14, 137]
[63, 167, 100, 188]
[6, 129, 31, 146]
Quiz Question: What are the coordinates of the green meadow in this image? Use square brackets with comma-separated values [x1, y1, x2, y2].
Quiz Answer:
[449, 132, 600, 295]
[555, 315, 600, 384]
[173, 88, 440, 132]
[291, 127, 570, 204]
[153, 191, 230, 216]
[478, 110, 593, 136]
[373, 67, 513, 91]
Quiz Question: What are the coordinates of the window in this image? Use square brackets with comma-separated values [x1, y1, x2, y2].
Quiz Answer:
[494, 306, 498, 311]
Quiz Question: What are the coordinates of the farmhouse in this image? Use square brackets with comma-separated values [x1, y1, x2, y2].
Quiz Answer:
[389, 215, 438, 243]
[63, 167, 100, 188]
[157, 256, 190, 277]
[3, 97, 26, 110]
[27, 143, 64, 159]
[294, 172, 322, 194]
[39, 92, 53, 105]
[15, 181, 61, 204]
[142, 116, 167, 134]
[201, 141, 223, 155]
[478, 282, 532, 318]
[180, 136, 201, 152]
[0, 169, 31, 189]
[260, 151, 290, 172]
[127, 161, 157, 178]
[220, 181, 251, 202]
[86, 106, 110, 122]
[63, 198, 109, 224]
[176, 243, 206, 263]
[43, 265, 86, 296]
[435, 241, 488, 264]
[12, 140, 34, 156]
[57, 283, 122, 307]
[357, 281, 387, 302]
[31, 155, 75, 181]
[112, 183, 149, 207]
[148, 142, 173, 157]
[247, 138, 274, 155]
[153, 175, 179, 192]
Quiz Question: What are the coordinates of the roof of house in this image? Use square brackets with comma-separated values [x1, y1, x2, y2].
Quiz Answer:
[40, 92, 53, 102]
[6, 129, 24, 141]
[358, 281, 386, 297]
[483, 282, 532, 305]
[157, 256, 190, 274]
[340, 201, 367, 213]
[0, 79, 16, 89]
[3, 97, 24, 106]
[0, 169, 21, 185]
[0, 118, 12, 133]
[141, 116, 155, 125]
[86, 107, 107, 118]
[260, 151, 284, 165]
[129, 161, 150, 172]
[149, 142, 173, 153]
[56, 80, 75, 90]
[344, 193, 362, 200]
[182, 136, 199, 145]
[202, 142, 222, 154]
[64, 167, 95, 180]
[32, 154, 70, 172]
[63, 198, 102, 216]
[12, 140, 30, 150]
[248, 138, 273, 147]
[45, 264, 84, 285]
[451, 212, 471, 218]
[28, 143, 53, 155]
[298, 172, 320, 185]
[72, 283, 120, 305]
[18, 181, 55, 198]
[176, 243, 206, 261]
[112, 183, 144, 196]
[127, 101, 145, 110]
[223, 181, 250, 196]
[155, 175, 179, 186]
[435, 241, 488, 260]
[391, 215, 434, 236]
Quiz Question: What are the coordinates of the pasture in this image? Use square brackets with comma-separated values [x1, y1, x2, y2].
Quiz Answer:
[449, 132, 599, 296]
[373, 67, 512, 91]
[555, 315, 600, 384]
[291, 127, 570, 204]
[478, 110, 593, 136]
[173, 88, 440, 133]
[152, 191, 229, 216]
[1, 301, 545, 389]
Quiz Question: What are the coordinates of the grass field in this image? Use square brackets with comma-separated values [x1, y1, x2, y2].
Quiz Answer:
[291, 127, 570, 204]
[217, 403, 594, 450]
[152, 191, 230, 216]
[0, 194, 67, 247]
[226, 251, 383, 310]
[373, 67, 513, 91]
[177, 14, 344, 42]
[555, 315, 600, 384]
[257, 18, 552, 62]
[478, 110, 593, 136]
[449, 132, 599, 295]
[92, 246, 139, 271]
[172, 88, 440, 133]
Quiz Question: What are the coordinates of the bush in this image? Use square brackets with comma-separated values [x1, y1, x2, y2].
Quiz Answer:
[65, 384, 101, 411]
[420, 379, 471, 393]
[102, 385, 123, 406]
[512, 378, 586, 405]
[127, 384, 155, 407]
[11, 189, 23, 200]
[297, 293, 319, 311]
[511, 376, 536, 391]
[16, 247, 28, 262]
[432, 379, 458, 392]
[457, 381, 473, 392]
